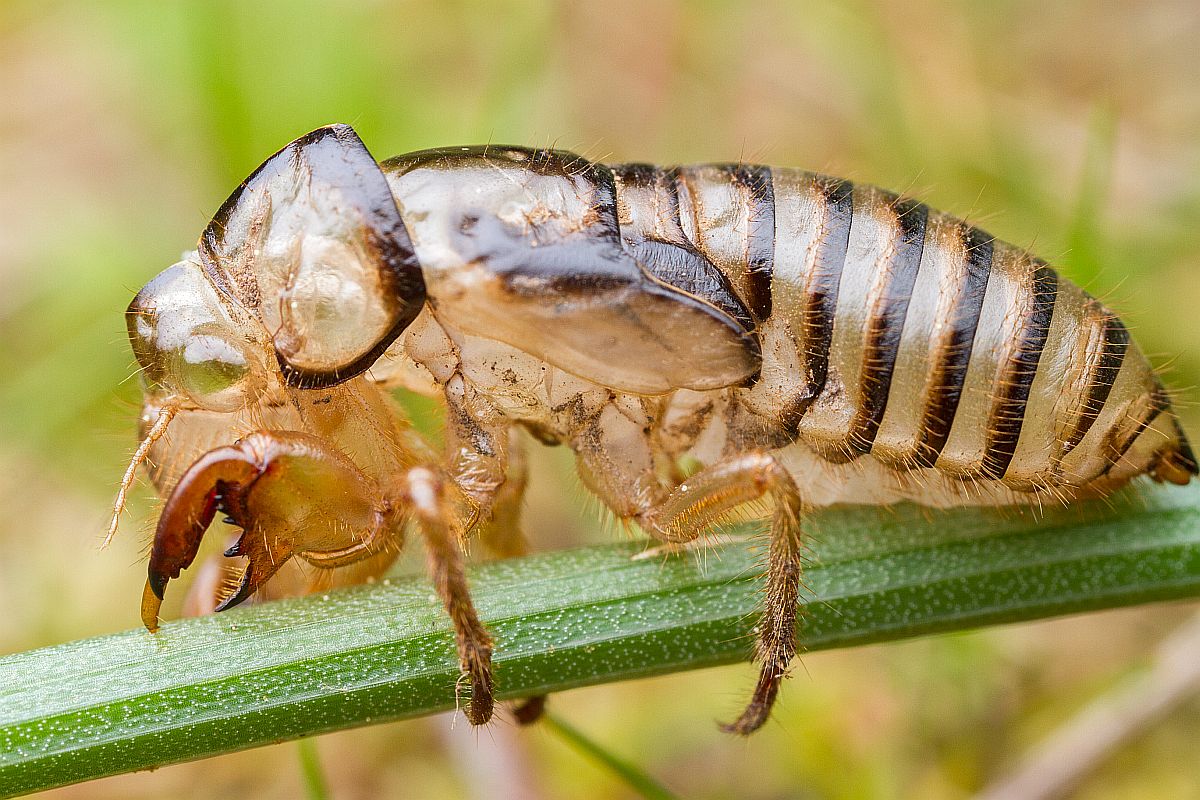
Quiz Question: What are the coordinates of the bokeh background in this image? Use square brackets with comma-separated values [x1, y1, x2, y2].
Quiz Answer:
[2, 1, 1199, 798]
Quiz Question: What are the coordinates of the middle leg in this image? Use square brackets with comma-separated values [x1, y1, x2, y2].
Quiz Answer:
[400, 466, 496, 725]
[443, 377, 551, 723]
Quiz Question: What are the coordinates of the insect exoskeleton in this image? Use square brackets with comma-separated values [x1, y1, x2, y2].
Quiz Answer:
[111, 124, 1196, 734]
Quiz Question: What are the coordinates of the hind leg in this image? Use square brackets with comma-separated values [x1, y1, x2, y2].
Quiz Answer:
[573, 403, 807, 734]
[636, 453, 806, 734]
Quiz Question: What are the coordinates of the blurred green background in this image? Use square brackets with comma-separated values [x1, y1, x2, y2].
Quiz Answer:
[1, 1, 1198, 798]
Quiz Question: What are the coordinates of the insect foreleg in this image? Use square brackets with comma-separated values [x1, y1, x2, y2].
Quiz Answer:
[144, 426, 499, 725]
[298, 511, 398, 568]
[141, 431, 400, 630]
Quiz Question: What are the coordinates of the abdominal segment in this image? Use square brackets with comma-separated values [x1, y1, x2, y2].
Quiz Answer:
[604, 161, 1195, 497]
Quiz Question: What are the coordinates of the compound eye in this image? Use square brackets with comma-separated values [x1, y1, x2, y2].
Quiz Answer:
[174, 333, 252, 412]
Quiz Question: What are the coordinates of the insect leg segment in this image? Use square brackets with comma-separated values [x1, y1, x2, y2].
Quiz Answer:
[479, 431, 549, 724]
[470, 427, 530, 560]
[636, 454, 806, 735]
[297, 510, 395, 568]
[142, 444, 261, 630]
[142, 431, 392, 631]
[440, 369, 538, 552]
[442, 374, 525, 533]
[142, 425, 500, 724]
[399, 466, 495, 725]
[441, 382, 545, 720]
[573, 400, 807, 735]
[445, 399, 543, 720]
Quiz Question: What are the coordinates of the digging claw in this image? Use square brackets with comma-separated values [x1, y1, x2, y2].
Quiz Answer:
[143, 443, 263, 632]
[142, 431, 382, 631]
[212, 566, 259, 613]
[212, 527, 294, 612]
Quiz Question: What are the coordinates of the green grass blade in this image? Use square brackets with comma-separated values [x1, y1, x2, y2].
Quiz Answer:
[1, 485, 1199, 797]
[296, 738, 329, 800]
[543, 714, 679, 800]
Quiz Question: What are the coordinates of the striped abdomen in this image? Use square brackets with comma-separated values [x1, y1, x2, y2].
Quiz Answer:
[612, 163, 1197, 493]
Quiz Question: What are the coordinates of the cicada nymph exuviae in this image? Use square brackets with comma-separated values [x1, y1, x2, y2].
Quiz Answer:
[110, 124, 1196, 734]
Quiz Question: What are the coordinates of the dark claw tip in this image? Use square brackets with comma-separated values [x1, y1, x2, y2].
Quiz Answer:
[214, 567, 255, 613]
[147, 571, 167, 600]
